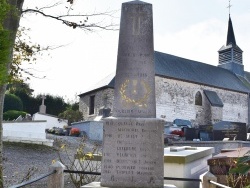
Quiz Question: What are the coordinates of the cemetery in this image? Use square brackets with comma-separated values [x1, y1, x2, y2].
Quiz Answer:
[3, 0, 250, 188]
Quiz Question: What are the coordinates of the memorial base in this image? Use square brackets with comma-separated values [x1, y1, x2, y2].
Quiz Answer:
[81, 182, 177, 188]
[101, 117, 164, 188]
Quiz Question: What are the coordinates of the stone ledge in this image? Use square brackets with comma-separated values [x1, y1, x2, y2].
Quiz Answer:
[81, 182, 177, 188]
[164, 146, 214, 164]
[3, 137, 54, 147]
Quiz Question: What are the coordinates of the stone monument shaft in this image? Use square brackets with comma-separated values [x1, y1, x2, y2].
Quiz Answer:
[113, 0, 156, 118]
[101, 1, 164, 188]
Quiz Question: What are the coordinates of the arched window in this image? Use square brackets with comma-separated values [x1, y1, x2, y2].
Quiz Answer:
[195, 91, 202, 106]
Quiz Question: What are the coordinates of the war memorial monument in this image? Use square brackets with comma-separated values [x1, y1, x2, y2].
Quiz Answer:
[83, 1, 166, 187]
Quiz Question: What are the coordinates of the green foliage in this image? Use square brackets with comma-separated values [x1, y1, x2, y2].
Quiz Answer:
[7, 84, 70, 115]
[228, 156, 250, 187]
[71, 102, 79, 111]
[3, 93, 23, 112]
[58, 108, 83, 125]
[230, 156, 250, 174]
[7, 80, 34, 96]
[3, 110, 26, 121]
[0, 0, 10, 30]
[7, 82, 39, 115]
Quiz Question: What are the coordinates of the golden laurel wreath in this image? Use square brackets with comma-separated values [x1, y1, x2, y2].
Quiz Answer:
[119, 79, 151, 108]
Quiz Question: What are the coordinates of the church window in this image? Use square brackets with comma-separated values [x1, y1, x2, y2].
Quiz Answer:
[89, 95, 95, 115]
[195, 91, 202, 106]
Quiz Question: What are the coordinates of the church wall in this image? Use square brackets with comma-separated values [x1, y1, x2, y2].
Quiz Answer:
[79, 76, 248, 125]
[79, 88, 114, 121]
[211, 106, 223, 124]
[155, 76, 248, 125]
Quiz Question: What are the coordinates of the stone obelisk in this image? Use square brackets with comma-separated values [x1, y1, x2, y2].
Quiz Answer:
[101, 1, 164, 188]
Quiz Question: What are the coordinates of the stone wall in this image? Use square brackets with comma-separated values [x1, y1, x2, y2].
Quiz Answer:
[79, 76, 248, 125]
[79, 88, 114, 120]
[155, 76, 248, 126]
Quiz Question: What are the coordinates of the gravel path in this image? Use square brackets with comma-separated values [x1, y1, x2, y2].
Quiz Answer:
[3, 134, 102, 188]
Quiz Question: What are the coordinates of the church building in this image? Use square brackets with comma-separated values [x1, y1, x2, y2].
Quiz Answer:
[78, 16, 250, 128]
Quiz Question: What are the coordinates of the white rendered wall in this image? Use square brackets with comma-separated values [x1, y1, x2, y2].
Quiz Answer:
[155, 77, 248, 125]
[3, 121, 46, 140]
[3, 121, 53, 146]
[32, 113, 68, 129]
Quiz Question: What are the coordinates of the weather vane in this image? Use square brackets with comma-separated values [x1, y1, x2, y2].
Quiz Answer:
[227, 0, 232, 15]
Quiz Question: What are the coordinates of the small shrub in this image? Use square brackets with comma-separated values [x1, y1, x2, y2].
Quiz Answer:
[3, 110, 26, 121]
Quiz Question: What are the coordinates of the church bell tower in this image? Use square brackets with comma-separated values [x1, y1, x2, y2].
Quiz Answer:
[218, 15, 244, 76]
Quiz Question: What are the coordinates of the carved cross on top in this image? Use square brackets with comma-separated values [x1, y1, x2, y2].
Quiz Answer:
[41, 95, 46, 105]
[227, 0, 232, 15]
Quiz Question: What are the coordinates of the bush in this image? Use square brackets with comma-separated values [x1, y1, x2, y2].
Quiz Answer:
[3, 110, 26, 121]
[4, 93, 23, 112]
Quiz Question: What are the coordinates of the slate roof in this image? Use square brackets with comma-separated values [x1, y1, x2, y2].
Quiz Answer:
[226, 16, 236, 46]
[79, 51, 250, 96]
[154, 51, 250, 93]
[203, 90, 224, 107]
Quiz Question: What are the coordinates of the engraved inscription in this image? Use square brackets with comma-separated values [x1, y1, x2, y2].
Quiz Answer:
[102, 119, 163, 186]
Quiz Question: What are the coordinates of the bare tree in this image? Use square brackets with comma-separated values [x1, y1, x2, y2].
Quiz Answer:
[0, 0, 117, 187]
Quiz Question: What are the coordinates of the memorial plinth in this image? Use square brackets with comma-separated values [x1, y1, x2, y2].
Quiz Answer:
[102, 118, 164, 187]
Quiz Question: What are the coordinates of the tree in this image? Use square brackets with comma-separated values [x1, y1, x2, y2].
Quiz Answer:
[0, 1, 117, 186]
[0, 1, 22, 186]
[7, 82, 39, 114]
[58, 107, 83, 125]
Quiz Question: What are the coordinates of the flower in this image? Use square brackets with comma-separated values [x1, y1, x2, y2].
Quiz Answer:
[171, 130, 184, 137]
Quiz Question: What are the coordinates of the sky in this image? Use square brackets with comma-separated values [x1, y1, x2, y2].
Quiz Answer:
[20, 0, 250, 102]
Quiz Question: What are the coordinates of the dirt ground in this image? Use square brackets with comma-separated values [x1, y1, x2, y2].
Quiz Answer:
[3, 134, 102, 188]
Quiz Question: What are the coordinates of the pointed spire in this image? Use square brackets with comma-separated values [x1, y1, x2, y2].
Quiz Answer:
[226, 15, 236, 46]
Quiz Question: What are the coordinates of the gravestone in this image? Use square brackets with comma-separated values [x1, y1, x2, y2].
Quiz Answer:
[183, 128, 197, 141]
[213, 121, 247, 141]
[199, 124, 213, 141]
[101, 1, 164, 188]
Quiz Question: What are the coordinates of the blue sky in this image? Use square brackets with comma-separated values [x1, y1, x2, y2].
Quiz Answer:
[20, 0, 250, 101]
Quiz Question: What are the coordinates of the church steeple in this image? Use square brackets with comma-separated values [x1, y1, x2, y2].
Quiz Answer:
[218, 15, 244, 76]
[226, 15, 236, 46]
